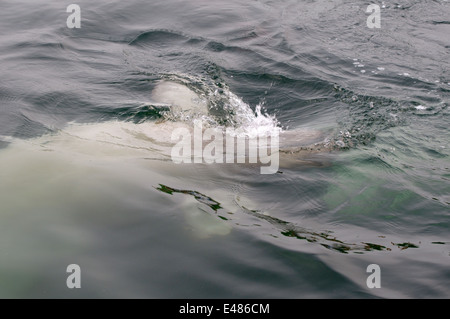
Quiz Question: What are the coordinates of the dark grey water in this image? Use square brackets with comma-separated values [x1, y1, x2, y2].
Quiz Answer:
[0, 0, 449, 298]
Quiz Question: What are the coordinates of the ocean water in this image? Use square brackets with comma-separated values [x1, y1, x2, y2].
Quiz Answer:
[0, 0, 449, 298]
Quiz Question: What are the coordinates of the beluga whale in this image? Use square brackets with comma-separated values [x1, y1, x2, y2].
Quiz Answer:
[0, 74, 334, 238]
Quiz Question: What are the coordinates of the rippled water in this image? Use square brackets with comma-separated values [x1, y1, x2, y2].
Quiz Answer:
[0, 0, 449, 298]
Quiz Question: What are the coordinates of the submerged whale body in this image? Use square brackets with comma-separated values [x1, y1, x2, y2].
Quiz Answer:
[0, 80, 330, 167]
[0, 78, 332, 237]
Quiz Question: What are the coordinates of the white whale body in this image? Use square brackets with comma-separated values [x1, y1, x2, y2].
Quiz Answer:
[0, 79, 330, 237]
